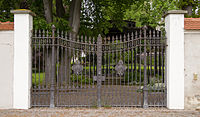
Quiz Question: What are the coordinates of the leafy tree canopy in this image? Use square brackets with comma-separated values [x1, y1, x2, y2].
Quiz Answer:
[0, 0, 199, 36]
[124, 0, 178, 27]
[177, 0, 200, 17]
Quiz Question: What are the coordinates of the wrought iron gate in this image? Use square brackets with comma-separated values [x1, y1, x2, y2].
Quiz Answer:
[31, 25, 167, 108]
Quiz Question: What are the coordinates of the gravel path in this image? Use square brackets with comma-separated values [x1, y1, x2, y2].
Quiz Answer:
[0, 108, 200, 117]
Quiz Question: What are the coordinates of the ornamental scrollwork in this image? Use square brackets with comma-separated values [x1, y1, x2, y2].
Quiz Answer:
[115, 60, 127, 76]
[72, 60, 83, 75]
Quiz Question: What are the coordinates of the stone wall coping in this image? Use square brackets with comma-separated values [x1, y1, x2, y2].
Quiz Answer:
[11, 9, 36, 16]
[164, 10, 188, 17]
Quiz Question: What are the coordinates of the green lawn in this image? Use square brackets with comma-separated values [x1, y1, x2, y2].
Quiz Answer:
[32, 65, 165, 86]
[32, 72, 91, 86]
[32, 73, 45, 86]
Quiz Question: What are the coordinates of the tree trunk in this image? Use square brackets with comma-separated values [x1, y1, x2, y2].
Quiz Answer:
[183, 5, 193, 17]
[45, 50, 52, 86]
[55, 0, 66, 87]
[56, 0, 65, 18]
[45, 0, 82, 87]
[62, 0, 81, 85]
[69, 0, 82, 35]
[19, 0, 29, 9]
[65, 48, 71, 86]
[43, 0, 53, 23]
[15, 0, 27, 9]
[42, 0, 53, 86]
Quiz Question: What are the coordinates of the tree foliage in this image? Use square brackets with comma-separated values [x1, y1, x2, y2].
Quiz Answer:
[177, 0, 200, 17]
[0, 0, 199, 35]
[0, 0, 16, 22]
[124, 0, 178, 28]
[79, 0, 141, 36]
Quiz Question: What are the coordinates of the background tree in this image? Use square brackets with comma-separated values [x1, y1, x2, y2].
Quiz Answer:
[0, 0, 142, 35]
[177, 0, 200, 17]
[1, 0, 200, 33]
[124, 0, 178, 28]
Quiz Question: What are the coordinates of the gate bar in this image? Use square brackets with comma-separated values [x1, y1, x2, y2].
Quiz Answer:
[50, 25, 56, 108]
[97, 34, 102, 107]
[143, 26, 148, 108]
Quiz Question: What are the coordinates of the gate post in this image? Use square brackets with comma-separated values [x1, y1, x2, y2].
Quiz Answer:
[11, 9, 35, 109]
[143, 26, 148, 108]
[164, 10, 187, 109]
[97, 34, 102, 107]
[50, 25, 56, 108]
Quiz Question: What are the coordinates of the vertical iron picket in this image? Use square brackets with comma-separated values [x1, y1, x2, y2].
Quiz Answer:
[97, 34, 102, 107]
[143, 26, 148, 108]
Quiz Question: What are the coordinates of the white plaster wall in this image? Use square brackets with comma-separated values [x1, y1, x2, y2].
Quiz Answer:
[184, 30, 200, 109]
[0, 31, 14, 109]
